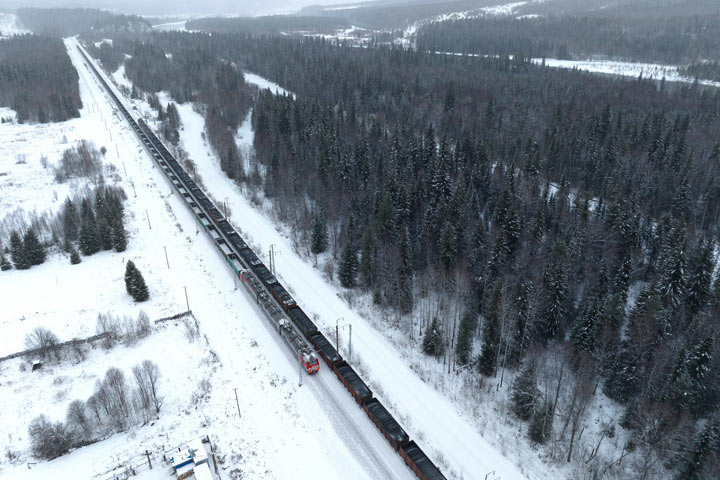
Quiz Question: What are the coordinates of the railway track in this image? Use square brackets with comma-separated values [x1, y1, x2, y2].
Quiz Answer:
[75, 41, 446, 480]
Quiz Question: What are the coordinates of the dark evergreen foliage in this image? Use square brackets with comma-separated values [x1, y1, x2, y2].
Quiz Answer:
[0, 251, 11, 271]
[10, 230, 28, 270]
[422, 318, 444, 357]
[512, 362, 539, 421]
[529, 399, 554, 444]
[124, 260, 149, 302]
[455, 312, 476, 366]
[0, 35, 81, 123]
[310, 210, 328, 255]
[23, 229, 46, 266]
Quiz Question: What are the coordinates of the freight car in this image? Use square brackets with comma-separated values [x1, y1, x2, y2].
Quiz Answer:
[268, 283, 297, 311]
[362, 399, 409, 450]
[308, 332, 342, 367]
[399, 441, 446, 480]
[287, 307, 319, 338]
[332, 361, 372, 406]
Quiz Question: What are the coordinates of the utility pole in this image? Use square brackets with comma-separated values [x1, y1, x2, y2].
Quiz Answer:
[298, 357, 303, 387]
[145, 210, 151, 229]
[183, 286, 190, 311]
[163, 246, 170, 269]
[233, 388, 241, 419]
[145, 450, 152, 469]
[348, 324, 352, 362]
[336, 317, 343, 351]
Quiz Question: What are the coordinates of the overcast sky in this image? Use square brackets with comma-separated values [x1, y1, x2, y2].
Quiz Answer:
[4, 0, 363, 16]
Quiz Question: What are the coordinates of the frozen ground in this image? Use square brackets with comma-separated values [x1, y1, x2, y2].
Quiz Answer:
[534, 58, 720, 88]
[0, 13, 29, 37]
[0, 37, 417, 480]
[152, 21, 189, 32]
[396, 0, 538, 47]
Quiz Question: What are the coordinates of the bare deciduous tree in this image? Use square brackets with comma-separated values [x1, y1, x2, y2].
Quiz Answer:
[142, 360, 162, 414]
[24, 327, 59, 360]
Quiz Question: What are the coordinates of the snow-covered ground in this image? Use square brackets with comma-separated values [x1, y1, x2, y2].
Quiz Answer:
[396, 0, 538, 47]
[152, 21, 189, 32]
[534, 57, 720, 88]
[243, 72, 295, 98]
[0, 12, 29, 37]
[0, 37, 419, 480]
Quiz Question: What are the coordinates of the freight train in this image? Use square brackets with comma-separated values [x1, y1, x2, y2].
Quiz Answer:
[76, 43, 446, 480]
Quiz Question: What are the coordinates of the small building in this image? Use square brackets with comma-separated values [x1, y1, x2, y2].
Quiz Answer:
[170, 437, 214, 480]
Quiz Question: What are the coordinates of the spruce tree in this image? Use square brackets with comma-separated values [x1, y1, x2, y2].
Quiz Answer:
[455, 312, 476, 365]
[23, 229, 45, 266]
[529, 399, 554, 444]
[685, 240, 714, 315]
[358, 227, 376, 288]
[97, 216, 112, 251]
[69, 246, 81, 265]
[62, 198, 79, 243]
[604, 341, 641, 403]
[675, 417, 719, 480]
[0, 251, 11, 271]
[658, 224, 687, 309]
[422, 318, 444, 357]
[310, 211, 328, 255]
[79, 201, 100, 256]
[132, 267, 150, 302]
[125, 260, 138, 297]
[10, 230, 28, 270]
[570, 297, 600, 354]
[479, 281, 502, 376]
[397, 227, 413, 313]
[538, 241, 567, 342]
[512, 362, 539, 420]
[111, 218, 127, 252]
[339, 242, 357, 288]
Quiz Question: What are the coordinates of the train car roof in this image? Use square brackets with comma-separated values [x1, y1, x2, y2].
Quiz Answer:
[310, 333, 341, 363]
[365, 399, 408, 443]
[336, 362, 371, 400]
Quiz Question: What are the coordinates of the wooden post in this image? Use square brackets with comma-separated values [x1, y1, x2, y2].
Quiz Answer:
[145, 450, 152, 469]
[145, 210, 151, 229]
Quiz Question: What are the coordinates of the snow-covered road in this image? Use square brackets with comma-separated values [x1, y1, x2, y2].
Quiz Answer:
[65, 37, 414, 480]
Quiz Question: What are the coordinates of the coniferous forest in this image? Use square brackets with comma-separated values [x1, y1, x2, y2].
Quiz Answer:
[84, 22, 720, 477]
[0, 35, 81, 123]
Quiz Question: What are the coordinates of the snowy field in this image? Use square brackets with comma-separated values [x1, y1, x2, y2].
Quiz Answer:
[534, 58, 720, 88]
[0, 13, 29, 37]
[0, 37, 418, 480]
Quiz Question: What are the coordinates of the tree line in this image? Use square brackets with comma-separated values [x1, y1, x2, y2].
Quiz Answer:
[16, 8, 150, 37]
[416, 14, 720, 64]
[0, 35, 81, 123]
[186, 15, 350, 35]
[28, 360, 161, 460]
[1, 184, 127, 270]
